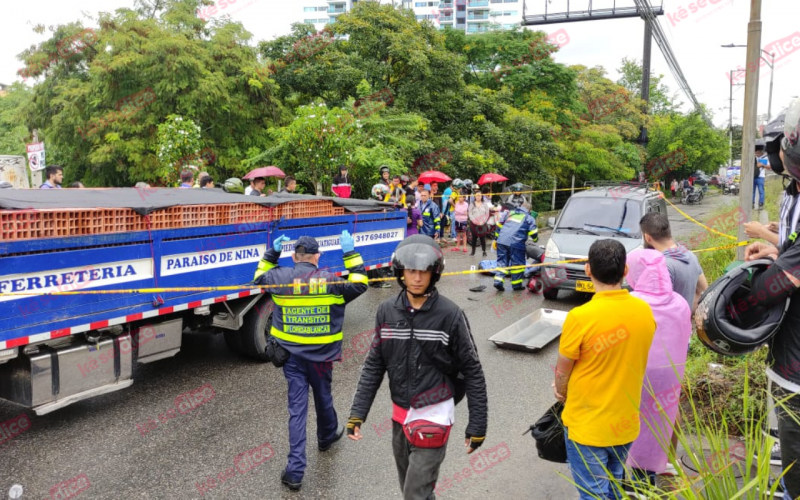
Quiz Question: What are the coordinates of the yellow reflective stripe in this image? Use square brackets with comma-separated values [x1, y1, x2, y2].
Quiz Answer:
[272, 294, 345, 306]
[253, 259, 277, 281]
[271, 326, 343, 344]
[348, 273, 368, 284]
[344, 254, 364, 268]
[511, 279, 523, 284]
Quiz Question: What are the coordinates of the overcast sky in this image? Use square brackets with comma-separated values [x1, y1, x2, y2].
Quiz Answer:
[2, 0, 798, 129]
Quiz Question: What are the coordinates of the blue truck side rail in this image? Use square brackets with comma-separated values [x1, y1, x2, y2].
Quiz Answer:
[0, 211, 405, 349]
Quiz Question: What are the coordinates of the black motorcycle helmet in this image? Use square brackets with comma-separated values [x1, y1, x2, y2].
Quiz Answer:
[695, 259, 790, 356]
[391, 234, 445, 296]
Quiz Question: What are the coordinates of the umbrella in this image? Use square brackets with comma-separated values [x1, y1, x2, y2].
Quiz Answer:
[417, 170, 451, 184]
[243, 166, 285, 180]
[478, 173, 509, 185]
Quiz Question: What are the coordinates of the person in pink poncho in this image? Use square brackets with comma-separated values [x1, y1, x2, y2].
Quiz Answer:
[624, 249, 692, 486]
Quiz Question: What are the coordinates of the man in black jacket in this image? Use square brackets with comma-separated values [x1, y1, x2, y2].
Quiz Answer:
[347, 234, 488, 500]
[744, 99, 800, 499]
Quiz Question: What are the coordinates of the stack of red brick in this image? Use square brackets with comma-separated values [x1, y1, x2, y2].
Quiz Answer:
[0, 200, 348, 241]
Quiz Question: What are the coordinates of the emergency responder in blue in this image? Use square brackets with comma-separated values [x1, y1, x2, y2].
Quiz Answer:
[494, 204, 538, 291]
[253, 231, 368, 491]
[418, 185, 441, 238]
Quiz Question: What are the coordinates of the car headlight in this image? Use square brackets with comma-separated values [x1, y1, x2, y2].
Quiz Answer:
[545, 239, 560, 260]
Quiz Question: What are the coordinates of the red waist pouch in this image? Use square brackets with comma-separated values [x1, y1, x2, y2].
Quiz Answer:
[403, 419, 452, 449]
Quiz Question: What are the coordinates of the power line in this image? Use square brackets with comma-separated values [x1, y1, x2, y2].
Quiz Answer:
[632, 0, 713, 127]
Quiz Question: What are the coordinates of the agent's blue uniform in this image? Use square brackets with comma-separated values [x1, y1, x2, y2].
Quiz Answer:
[494, 207, 538, 290]
[254, 245, 368, 482]
[419, 199, 442, 237]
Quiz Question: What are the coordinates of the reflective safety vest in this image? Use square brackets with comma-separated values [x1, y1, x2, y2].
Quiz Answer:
[496, 207, 538, 248]
[419, 200, 441, 237]
[253, 248, 369, 362]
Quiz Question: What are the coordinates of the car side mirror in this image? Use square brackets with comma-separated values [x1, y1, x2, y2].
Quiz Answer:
[547, 217, 556, 229]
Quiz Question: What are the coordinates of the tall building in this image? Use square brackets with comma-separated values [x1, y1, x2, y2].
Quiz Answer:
[299, 0, 521, 33]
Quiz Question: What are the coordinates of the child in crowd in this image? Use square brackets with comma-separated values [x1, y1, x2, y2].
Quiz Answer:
[623, 249, 692, 490]
[554, 239, 656, 500]
[452, 195, 469, 253]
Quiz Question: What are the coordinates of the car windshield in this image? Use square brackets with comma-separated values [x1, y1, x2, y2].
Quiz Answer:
[557, 197, 642, 238]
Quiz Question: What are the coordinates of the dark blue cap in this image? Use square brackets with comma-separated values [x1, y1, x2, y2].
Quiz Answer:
[294, 236, 319, 254]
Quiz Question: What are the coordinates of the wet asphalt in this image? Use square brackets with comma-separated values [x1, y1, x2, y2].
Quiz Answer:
[0, 194, 731, 500]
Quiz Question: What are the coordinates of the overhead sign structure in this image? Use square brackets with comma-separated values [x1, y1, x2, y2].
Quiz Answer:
[26, 142, 46, 172]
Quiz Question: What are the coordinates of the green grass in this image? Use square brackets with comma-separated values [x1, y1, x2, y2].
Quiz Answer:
[681, 179, 786, 435]
[563, 362, 787, 499]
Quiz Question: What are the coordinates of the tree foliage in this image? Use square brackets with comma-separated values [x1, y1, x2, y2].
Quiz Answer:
[647, 112, 729, 179]
[0, 83, 32, 156]
[5, 0, 730, 194]
[17, 0, 282, 186]
[617, 57, 681, 116]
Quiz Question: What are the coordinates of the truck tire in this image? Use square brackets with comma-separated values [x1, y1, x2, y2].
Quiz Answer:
[543, 288, 558, 301]
[241, 297, 274, 361]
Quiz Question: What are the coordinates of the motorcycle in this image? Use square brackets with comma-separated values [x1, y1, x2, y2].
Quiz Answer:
[681, 186, 703, 205]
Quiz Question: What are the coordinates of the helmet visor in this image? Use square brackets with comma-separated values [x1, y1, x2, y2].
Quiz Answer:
[393, 241, 443, 272]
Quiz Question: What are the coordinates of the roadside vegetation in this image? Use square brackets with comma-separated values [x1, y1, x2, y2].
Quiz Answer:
[2, 0, 727, 196]
[683, 176, 784, 434]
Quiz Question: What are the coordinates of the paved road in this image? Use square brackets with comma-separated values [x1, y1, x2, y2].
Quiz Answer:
[0, 194, 733, 500]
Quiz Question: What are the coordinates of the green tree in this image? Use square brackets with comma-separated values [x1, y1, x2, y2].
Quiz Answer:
[18, 0, 283, 186]
[646, 112, 729, 179]
[257, 23, 364, 109]
[730, 124, 743, 164]
[249, 103, 359, 195]
[617, 57, 681, 116]
[156, 115, 203, 185]
[0, 83, 32, 156]
[331, 2, 466, 129]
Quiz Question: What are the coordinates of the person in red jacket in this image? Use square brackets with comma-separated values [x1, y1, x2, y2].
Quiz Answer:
[331, 165, 352, 198]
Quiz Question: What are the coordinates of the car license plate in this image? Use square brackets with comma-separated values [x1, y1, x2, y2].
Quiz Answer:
[575, 281, 595, 292]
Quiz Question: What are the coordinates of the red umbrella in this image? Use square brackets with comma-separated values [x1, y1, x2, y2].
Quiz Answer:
[478, 173, 508, 185]
[243, 166, 286, 180]
[417, 170, 451, 184]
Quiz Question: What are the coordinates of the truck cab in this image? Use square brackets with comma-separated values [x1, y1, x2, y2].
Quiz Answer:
[540, 183, 667, 300]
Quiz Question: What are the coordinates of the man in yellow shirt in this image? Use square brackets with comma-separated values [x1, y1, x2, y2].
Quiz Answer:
[553, 239, 656, 500]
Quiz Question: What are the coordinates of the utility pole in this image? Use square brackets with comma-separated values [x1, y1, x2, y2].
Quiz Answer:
[729, 70, 745, 169]
[31, 129, 42, 189]
[767, 51, 774, 121]
[638, 21, 653, 145]
[737, 0, 762, 261]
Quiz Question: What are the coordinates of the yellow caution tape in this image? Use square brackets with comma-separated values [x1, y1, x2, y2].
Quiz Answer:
[0, 243, 752, 297]
[661, 193, 737, 241]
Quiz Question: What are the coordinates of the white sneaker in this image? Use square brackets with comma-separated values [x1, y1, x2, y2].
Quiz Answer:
[661, 462, 681, 477]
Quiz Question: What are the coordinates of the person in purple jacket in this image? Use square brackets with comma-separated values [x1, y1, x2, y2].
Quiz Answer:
[404, 201, 421, 236]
